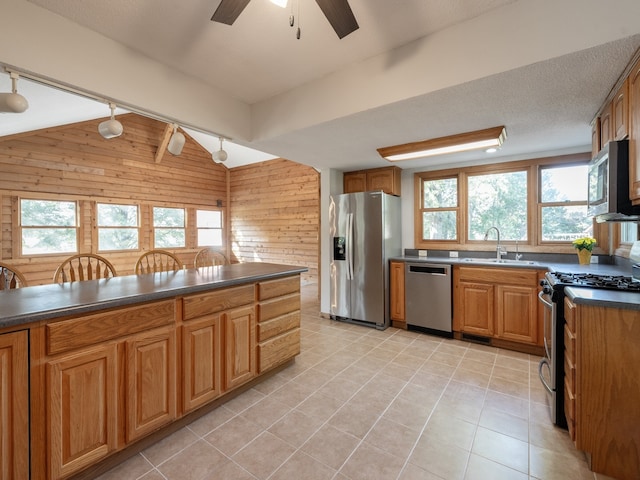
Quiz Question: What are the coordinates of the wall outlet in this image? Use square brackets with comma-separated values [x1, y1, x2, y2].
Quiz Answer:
[449, 251, 459, 258]
[418, 250, 427, 257]
[590, 255, 598, 264]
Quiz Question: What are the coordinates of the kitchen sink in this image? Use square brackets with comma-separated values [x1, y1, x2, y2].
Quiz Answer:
[461, 258, 539, 266]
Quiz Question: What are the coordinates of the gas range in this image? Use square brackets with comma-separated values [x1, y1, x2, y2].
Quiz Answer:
[545, 271, 640, 292]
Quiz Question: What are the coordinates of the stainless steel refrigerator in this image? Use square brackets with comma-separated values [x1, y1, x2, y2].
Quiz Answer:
[329, 191, 401, 330]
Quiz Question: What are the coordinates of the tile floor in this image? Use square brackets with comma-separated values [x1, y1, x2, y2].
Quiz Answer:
[97, 285, 614, 480]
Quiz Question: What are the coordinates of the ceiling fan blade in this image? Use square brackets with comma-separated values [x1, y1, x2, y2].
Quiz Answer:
[211, 0, 251, 25]
[315, 0, 359, 39]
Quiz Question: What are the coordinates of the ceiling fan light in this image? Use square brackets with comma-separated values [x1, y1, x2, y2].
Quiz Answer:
[0, 92, 29, 113]
[167, 129, 185, 156]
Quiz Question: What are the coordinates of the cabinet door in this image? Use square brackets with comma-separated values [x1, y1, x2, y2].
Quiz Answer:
[182, 315, 222, 413]
[599, 103, 612, 147]
[495, 284, 538, 345]
[629, 56, 640, 201]
[613, 79, 629, 140]
[0, 331, 29, 480]
[224, 306, 256, 391]
[343, 172, 367, 193]
[47, 343, 118, 480]
[367, 169, 396, 195]
[389, 261, 405, 325]
[454, 282, 494, 337]
[125, 326, 176, 443]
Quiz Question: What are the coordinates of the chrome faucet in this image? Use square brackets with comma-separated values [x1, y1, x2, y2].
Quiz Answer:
[484, 227, 506, 260]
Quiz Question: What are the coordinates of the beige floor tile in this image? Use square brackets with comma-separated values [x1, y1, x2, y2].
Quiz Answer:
[268, 379, 316, 408]
[495, 354, 530, 371]
[423, 411, 477, 451]
[335, 364, 377, 386]
[187, 404, 236, 438]
[492, 364, 529, 385]
[409, 435, 470, 480]
[200, 459, 257, 480]
[383, 397, 435, 432]
[464, 453, 528, 480]
[471, 427, 529, 474]
[232, 432, 296, 479]
[328, 402, 381, 438]
[141, 427, 199, 466]
[478, 407, 529, 442]
[157, 439, 228, 480]
[452, 367, 491, 389]
[204, 415, 264, 456]
[462, 348, 497, 365]
[270, 451, 336, 480]
[95, 453, 153, 480]
[223, 387, 266, 413]
[315, 375, 362, 402]
[138, 470, 166, 480]
[364, 417, 421, 459]
[458, 357, 494, 375]
[377, 362, 417, 382]
[420, 359, 457, 377]
[483, 390, 529, 420]
[301, 424, 360, 470]
[529, 444, 595, 480]
[268, 409, 324, 447]
[399, 462, 446, 480]
[430, 350, 463, 367]
[339, 442, 406, 480]
[296, 390, 346, 422]
[488, 375, 530, 400]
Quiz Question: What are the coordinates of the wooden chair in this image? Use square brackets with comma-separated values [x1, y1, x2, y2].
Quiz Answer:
[53, 254, 117, 283]
[135, 249, 183, 274]
[0, 262, 28, 290]
[194, 248, 229, 268]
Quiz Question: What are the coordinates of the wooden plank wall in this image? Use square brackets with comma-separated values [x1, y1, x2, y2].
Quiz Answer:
[230, 159, 319, 285]
[0, 114, 228, 285]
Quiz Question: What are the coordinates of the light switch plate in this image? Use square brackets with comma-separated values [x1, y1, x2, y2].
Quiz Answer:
[418, 250, 427, 257]
[449, 251, 458, 258]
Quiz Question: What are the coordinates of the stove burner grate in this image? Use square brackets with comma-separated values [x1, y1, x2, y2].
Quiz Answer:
[550, 272, 640, 291]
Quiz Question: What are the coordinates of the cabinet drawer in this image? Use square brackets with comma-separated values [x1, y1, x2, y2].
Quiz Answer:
[258, 276, 300, 301]
[47, 300, 175, 355]
[184, 285, 255, 320]
[564, 324, 576, 361]
[564, 377, 576, 441]
[258, 294, 300, 322]
[456, 266, 539, 285]
[258, 328, 300, 373]
[564, 298, 576, 332]
[564, 352, 576, 392]
[258, 311, 300, 342]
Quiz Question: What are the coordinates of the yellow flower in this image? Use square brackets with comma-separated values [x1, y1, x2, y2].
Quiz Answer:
[572, 237, 597, 252]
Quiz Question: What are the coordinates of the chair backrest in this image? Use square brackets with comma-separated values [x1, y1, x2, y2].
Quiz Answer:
[53, 254, 117, 283]
[194, 248, 229, 268]
[0, 262, 28, 290]
[135, 250, 183, 274]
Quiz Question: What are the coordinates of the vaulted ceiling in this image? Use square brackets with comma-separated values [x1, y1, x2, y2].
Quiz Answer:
[2, 0, 640, 170]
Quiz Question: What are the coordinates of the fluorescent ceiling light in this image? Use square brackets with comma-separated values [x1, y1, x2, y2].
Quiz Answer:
[270, 0, 288, 7]
[377, 126, 507, 161]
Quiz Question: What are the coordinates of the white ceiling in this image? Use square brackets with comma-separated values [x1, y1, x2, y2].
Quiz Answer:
[3, 0, 640, 170]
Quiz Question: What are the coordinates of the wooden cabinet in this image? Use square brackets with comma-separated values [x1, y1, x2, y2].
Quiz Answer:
[453, 266, 543, 348]
[224, 306, 256, 390]
[389, 261, 405, 328]
[125, 326, 177, 443]
[591, 118, 601, 159]
[629, 55, 640, 202]
[599, 102, 612, 147]
[0, 330, 29, 480]
[343, 166, 401, 196]
[257, 276, 301, 374]
[563, 299, 640, 480]
[47, 343, 118, 479]
[612, 78, 629, 140]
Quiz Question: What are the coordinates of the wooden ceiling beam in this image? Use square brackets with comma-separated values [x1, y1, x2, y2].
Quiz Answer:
[155, 124, 173, 164]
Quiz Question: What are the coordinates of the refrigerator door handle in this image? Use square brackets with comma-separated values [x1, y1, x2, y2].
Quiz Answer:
[346, 213, 354, 280]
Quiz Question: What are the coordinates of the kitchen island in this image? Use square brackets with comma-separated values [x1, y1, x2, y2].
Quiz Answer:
[0, 262, 305, 480]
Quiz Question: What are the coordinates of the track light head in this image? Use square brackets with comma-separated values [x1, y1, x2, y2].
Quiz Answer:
[212, 137, 228, 163]
[167, 125, 185, 156]
[98, 102, 123, 139]
[0, 72, 29, 113]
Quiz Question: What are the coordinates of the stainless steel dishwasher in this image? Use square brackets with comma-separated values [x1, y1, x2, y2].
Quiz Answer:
[405, 263, 452, 337]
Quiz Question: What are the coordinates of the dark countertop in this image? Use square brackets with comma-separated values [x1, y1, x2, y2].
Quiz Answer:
[0, 262, 307, 330]
[566, 287, 640, 311]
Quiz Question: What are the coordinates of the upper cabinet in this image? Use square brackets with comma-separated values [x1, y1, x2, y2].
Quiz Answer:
[613, 78, 629, 141]
[344, 166, 401, 196]
[629, 55, 640, 202]
[599, 102, 612, 147]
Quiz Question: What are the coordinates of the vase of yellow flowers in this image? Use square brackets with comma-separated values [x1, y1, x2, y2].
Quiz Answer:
[572, 237, 596, 265]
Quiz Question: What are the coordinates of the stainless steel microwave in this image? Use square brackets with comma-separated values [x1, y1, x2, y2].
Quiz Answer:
[588, 140, 640, 222]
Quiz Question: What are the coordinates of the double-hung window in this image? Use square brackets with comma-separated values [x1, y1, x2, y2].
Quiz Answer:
[539, 163, 591, 242]
[153, 207, 186, 248]
[419, 177, 459, 241]
[97, 203, 139, 251]
[20, 199, 78, 255]
[196, 209, 223, 247]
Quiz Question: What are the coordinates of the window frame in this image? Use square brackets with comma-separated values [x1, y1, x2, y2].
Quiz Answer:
[195, 208, 224, 248]
[18, 197, 80, 257]
[414, 153, 595, 253]
[96, 202, 141, 252]
[152, 206, 187, 249]
[414, 174, 461, 243]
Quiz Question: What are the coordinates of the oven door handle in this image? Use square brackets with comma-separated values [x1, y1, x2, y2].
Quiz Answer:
[538, 289, 553, 308]
[538, 358, 553, 395]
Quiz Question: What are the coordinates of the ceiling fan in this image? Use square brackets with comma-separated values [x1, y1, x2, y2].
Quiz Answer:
[211, 0, 359, 39]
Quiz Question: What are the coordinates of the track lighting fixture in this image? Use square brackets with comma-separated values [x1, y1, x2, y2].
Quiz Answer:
[0, 72, 29, 113]
[167, 124, 186, 156]
[98, 102, 123, 139]
[212, 137, 228, 163]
